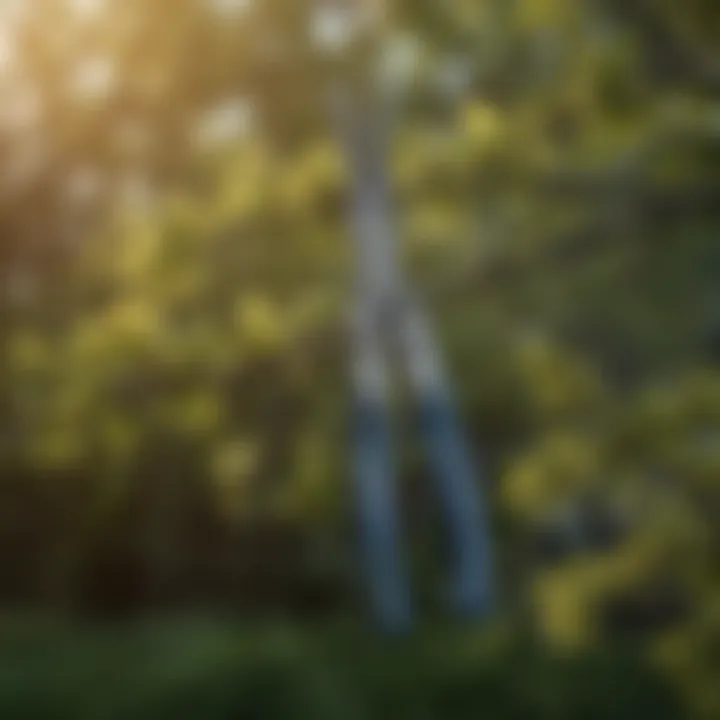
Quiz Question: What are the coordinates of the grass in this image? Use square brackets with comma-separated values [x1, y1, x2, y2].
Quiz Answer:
[0, 612, 685, 719]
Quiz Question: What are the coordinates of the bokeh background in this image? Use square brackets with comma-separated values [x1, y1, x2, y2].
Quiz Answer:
[0, 0, 718, 717]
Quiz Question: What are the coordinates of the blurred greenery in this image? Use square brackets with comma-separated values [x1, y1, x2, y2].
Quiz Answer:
[0, 615, 686, 719]
[0, 0, 718, 717]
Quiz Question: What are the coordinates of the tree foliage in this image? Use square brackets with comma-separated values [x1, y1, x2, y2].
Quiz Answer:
[0, 0, 718, 716]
